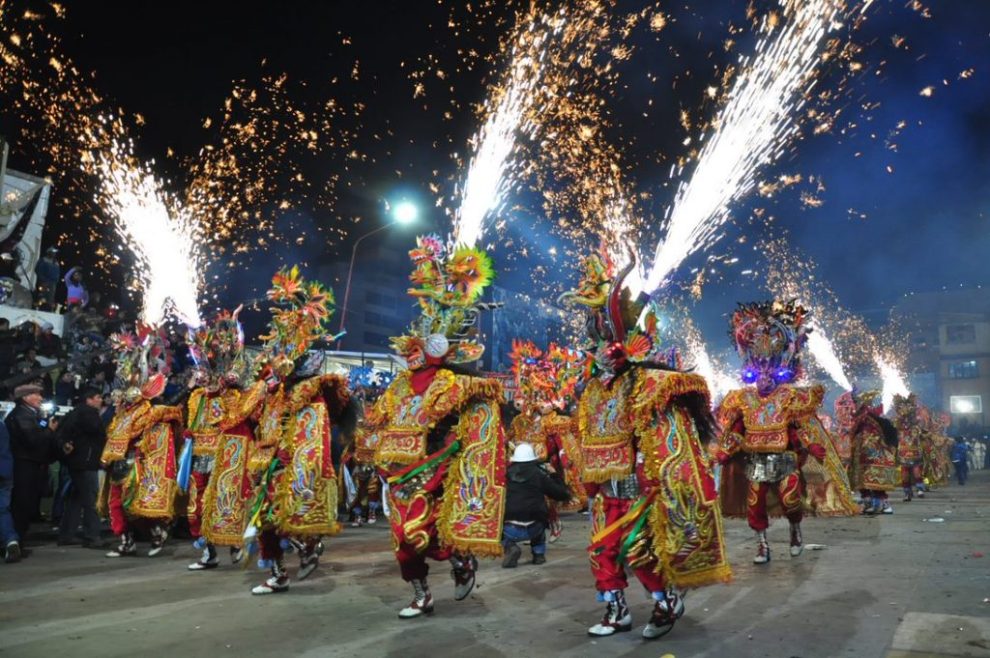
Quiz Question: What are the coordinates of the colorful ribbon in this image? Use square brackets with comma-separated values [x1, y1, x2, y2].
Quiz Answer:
[387, 440, 461, 486]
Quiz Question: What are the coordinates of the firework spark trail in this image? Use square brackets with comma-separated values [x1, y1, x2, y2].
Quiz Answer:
[94, 134, 203, 327]
[453, 7, 558, 247]
[644, 0, 843, 292]
[807, 327, 852, 390]
[685, 332, 737, 403]
[876, 353, 909, 414]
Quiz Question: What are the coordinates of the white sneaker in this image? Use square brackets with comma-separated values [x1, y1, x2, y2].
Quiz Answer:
[881, 504, 894, 515]
[251, 576, 289, 595]
[398, 579, 434, 618]
[188, 558, 219, 571]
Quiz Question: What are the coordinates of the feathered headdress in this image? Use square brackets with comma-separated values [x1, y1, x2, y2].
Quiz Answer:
[509, 339, 584, 412]
[392, 236, 498, 367]
[730, 300, 810, 383]
[559, 244, 676, 380]
[188, 306, 249, 388]
[261, 266, 335, 378]
[110, 324, 171, 403]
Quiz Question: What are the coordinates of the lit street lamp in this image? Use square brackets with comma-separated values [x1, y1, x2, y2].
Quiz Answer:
[335, 199, 418, 348]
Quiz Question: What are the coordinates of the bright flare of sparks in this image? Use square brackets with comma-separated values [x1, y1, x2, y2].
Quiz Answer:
[95, 137, 203, 327]
[807, 327, 852, 391]
[452, 8, 560, 247]
[876, 354, 909, 415]
[644, 0, 843, 292]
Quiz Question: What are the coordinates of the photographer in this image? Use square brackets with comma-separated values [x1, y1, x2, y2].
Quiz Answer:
[5, 383, 60, 541]
[57, 387, 106, 547]
[501, 443, 571, 568]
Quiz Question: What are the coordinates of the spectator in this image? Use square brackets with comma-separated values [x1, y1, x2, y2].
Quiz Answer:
[87, 370, 111, 397]
[950, 438, 970, 486]
[15, 347, 41, 374]
[501, 443, 571, 568]
[54, 370, 79, 406]
[35, 322, 62, 360]
[6, 383, 59, 541]
[34, 246, 60, 311]
[0, 318, 17, 379]
[64, 267, 89, 309]
[0, 418, 18, 562]
[56, 387, 107, 548]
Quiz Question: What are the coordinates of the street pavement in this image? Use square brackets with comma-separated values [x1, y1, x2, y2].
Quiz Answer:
[1, 472, 988, 658]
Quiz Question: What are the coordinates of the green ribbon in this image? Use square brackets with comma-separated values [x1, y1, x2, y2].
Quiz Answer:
[388, 440, 461, 486]
[247, 457, 281, 526]
[121, 462, 139, 510]
[617, 496, 652, 564]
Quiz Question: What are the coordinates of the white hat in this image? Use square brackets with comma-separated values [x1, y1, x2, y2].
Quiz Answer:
[510, 443, 538, 463]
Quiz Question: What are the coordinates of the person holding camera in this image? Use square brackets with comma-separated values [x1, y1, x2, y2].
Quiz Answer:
[501, 443, 571, 568]
[5, 383, 59, 542]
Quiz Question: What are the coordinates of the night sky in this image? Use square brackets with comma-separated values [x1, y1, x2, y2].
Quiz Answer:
[4, 0, 989, 349]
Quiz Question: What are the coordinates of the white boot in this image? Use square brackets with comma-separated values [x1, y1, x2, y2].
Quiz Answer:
[398, 578, 434, 618]
[753, 530, 771, 564]
[188, 544, 219, 570]
[106, 532, 136, 558]
[588, 589, 633, 636]
[251, 561, 289, 595]
[789, 522, 803, 558]
[643, 590, 685, 640]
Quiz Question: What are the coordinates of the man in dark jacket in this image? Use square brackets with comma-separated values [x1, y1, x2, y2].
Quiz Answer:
[502, 442, 571, 568]
[6, 383, 58, 540]
[0, 420, 19, 562]
[57, 387, 107, 546]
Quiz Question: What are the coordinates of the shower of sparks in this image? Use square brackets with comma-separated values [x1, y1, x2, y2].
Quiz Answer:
[876, 353, 909, 414]
[807, 327, 853, 390]
[685, 332, 737, 403]
[452, 5, 556, 247]
[644, 0, 844, 292]
[95, 134, 203, 327]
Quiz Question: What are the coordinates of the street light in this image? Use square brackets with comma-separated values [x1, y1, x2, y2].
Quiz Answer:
[335, 199, 418, 348]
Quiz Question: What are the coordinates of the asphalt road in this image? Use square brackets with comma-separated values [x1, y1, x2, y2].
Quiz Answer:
[1, 472, 988, 658]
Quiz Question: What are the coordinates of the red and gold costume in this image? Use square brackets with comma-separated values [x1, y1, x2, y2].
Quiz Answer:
[920, 407, 952, 488]
[341, 419, 383, 526]
[183, 309, 264, 570]
[244, 267, 353, 595]
[560, 248, 730, 640]
[99, 329, 183, 557]
[365, 235, 506, 619]
[507, 339, 585, 535]
[892, 394, 926, 500]
[714, 301, 856, 565]
[835, 389, 900, 515]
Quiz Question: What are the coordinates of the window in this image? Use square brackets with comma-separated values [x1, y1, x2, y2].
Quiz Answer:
[950, 395, 982, 414]
[946, 324, 976, 345]
[947, 360, 979, 379]
[362, 331, 392, 348]
[365, 310, 399, 328]
[364, 290, 397, 310]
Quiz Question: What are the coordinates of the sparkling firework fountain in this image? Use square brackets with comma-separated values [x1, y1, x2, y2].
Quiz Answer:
[807, 326, 852, 390]
[94, 134, 203, 327]
[452, 7, 558, 247]
[643, 0, 844, 293]
[876, 354, 910, 414]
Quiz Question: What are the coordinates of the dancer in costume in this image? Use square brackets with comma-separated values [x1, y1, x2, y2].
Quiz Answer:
[185, 308, 265, 570]
[341, 387, 384, 527]
[835, 389, 899, 515]
[559, 246, 731, 640]
[245, 267, 354, 594]
[100, 328, 184, 558]
[892, 394, 925, 501]
[365, 235, 507, 619]
[507, 339, 584, 542]
[714, 301, 857, 565]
